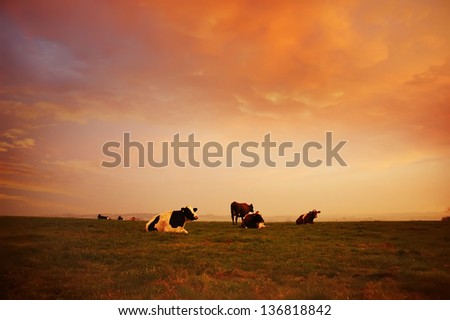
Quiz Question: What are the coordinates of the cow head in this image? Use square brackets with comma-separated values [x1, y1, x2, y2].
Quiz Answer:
[182, 206, 198, 220]
[254, 211, 265, 228]
[249, 204, 254, 212]
[304, 209, 320, 223]
[312, 209, 321, 218]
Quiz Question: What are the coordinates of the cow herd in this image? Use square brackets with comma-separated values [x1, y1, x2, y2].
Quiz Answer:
[140, 201, 320, 234]
[98, 202, 321, 234]
[97, 214, 134, 221]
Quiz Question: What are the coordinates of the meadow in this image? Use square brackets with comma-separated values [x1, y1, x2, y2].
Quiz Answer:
[0, 216, 449, 299]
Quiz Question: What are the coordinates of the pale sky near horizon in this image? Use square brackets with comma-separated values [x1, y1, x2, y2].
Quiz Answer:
[0, 0, 449, 221]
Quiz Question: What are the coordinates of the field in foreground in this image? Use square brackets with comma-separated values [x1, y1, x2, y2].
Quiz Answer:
[1, 216, 449, 299]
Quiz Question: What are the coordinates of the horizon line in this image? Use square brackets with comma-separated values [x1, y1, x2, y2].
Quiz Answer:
[0, 213, 447, 222]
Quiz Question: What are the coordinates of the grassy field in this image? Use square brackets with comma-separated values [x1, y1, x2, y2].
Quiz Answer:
[0, 216, 449, 299]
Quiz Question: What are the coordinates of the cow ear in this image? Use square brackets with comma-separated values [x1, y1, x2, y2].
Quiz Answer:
[193, 208, 198, 212]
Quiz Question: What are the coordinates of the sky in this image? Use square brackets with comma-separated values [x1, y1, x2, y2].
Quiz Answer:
[0, 0, 449, 221]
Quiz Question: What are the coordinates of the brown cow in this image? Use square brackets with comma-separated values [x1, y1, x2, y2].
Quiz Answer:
[296, 209, 320, 225]
[242, 211, 266, 229]
[231, 201, 254, 225]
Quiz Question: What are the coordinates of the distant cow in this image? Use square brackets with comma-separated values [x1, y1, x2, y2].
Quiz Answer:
[231, 201, 254, 225]
[118, 216, 124, 220]
[442, 216, 450, 222]
[146, 206, 198, 234]
[296, 209, 320, 225]
[242, 211, 266, 229]
[97, 214, 109, 220]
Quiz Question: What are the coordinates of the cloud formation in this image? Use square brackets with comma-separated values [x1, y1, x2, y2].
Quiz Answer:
[0, 0, 449, 218]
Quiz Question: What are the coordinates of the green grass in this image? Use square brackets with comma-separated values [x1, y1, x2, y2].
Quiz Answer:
[0, 216, 449, 299]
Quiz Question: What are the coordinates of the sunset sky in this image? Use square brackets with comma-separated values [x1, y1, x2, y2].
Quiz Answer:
[1, 0, 449, 221]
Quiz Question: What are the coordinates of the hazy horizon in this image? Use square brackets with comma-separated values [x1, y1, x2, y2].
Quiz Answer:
[1, 1, 449, 220]
[1, 210, 447, 222]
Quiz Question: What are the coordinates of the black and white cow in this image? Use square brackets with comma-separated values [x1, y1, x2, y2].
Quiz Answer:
[145, 206, 198, 234]
[97, 214, 109, 220]
[242, 211, 266, 229]
[296, 209, 320, 225]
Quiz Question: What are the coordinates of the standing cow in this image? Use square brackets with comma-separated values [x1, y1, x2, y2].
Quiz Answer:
[296, 209, 320, 225]
[146, 206, 198, 234]
[231, 201, 254, 225]
[242, 211, 266, 229]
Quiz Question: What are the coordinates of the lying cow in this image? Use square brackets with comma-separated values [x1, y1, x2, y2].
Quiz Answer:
[146, 206, 198, 234]
[242, 211, 266, 229]
[231, 201, 254, 225]
[97, 214, 109, 220]
[296, 209, 320, 225]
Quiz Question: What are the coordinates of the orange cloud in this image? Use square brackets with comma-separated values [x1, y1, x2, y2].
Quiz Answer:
[0, 0, 448, 218]
[0, 128, 35, 152]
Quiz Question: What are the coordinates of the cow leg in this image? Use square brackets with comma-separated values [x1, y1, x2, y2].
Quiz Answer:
[163, 226, 188, 233]
[175, 227, 188, 234]
[146, 215, 160, 232]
